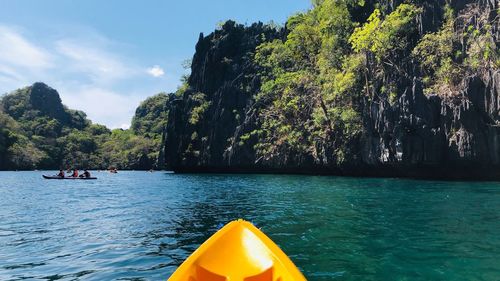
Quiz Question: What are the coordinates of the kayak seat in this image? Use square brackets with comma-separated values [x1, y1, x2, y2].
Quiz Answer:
[195, 266, 226, 281]
[192, 266, 275, 281]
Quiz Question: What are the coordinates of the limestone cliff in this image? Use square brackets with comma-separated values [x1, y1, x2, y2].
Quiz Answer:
[164, 0, 499, 180]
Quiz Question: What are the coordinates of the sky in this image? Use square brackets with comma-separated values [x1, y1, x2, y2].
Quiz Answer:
[0, 0, 311, 129]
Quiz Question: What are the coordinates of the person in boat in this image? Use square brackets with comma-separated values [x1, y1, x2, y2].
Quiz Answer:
[79, 170, 91, 178]
[57, 169, 65, 178]
[71, 169, 79, 177]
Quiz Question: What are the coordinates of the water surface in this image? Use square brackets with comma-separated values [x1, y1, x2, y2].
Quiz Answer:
[0, 171, 499, 280]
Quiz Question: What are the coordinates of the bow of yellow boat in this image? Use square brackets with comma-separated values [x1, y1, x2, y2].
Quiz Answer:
[168, 219, 306, 281]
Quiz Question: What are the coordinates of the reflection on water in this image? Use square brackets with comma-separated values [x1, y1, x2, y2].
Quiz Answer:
[0, 172, 500, 280]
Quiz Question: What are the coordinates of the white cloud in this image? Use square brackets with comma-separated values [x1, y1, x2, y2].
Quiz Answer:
[147, 65, 165, 77]
[55, 40, 137, 84]
[0, 25, 54, 92]
[0, 65, 24, 83]
[0, 26, 53, 70]
[0, 24, 175, 128]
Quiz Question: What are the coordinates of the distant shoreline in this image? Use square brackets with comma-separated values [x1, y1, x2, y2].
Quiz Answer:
[4, 167, 500, 181]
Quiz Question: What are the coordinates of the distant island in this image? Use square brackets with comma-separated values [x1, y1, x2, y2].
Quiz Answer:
[1, 0, 499, 180]
[0, 82, 169, 170]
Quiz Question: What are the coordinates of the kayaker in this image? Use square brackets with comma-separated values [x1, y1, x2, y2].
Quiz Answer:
[57, 170, 65, 177]
[80, 170, 91, 178]
[71, 169, 79, 177]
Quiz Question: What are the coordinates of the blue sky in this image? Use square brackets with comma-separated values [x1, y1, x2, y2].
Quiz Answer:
[0, 0, 310, 128]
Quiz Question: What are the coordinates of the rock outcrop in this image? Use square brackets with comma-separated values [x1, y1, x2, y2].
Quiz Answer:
[164, 1, 499, 180]
[1, 82, 88, 130]
[357, 70, 500, 179]
[165, 21, 284, 171]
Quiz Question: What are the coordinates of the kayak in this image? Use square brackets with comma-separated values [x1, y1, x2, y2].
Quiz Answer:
[42, 175, 97, 180]
[168, 219, 306, 281]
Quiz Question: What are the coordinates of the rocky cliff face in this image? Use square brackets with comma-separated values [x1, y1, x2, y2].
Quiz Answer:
[358, 70, 500, 179]
[165, 21, 284, 170]
[164, 1, 499, 180]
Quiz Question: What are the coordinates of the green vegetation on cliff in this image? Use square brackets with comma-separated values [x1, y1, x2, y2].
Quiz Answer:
[252, 0, 424, 165]
[249, 0, 498, 166]
[131, 93, 169, 140]
[413, 4, 499, 95]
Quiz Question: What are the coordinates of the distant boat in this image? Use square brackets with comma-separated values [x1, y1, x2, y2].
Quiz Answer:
[42, 175, 97, 180]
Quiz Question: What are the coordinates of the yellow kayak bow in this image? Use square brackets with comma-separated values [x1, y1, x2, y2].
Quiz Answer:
[168, 219, 307, 281]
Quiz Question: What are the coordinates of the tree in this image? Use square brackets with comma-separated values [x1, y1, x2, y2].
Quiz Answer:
[349, 4, 422, 62]
[131, 93, 169, 140]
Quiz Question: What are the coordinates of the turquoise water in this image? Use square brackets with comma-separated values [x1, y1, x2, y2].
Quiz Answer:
[0, 171, 499, 280]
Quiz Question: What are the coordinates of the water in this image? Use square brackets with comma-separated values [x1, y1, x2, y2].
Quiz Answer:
[0, 171, 499, 281]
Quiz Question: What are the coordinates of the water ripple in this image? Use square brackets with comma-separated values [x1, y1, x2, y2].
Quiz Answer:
[0, 172, 499, 280]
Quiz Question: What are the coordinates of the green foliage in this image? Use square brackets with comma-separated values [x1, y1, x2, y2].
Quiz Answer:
[176, 80, 190, 97]
[0, 111, 22, 169]
[255, 71, 316, 158]
[412, 21, 454, 73]
[252, 0, 365, 164]
[7, 138, 48, 170]
[99, 129, 157, 170]
[321, 53, 365, 102]
[131, 93, 169, 141]
[189, 92, 211, 125]
[412, 5, 459, 94]
[316, 0, 355, 69]
[350, 4, 422, 60]
[413, 3, 498, 95]
[59, 129, 99, 168]
[460, 8, 499, 71]
[1, 88, 30, 119]
[350, 9, 382, 53]
[87, 124, 111, 135]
